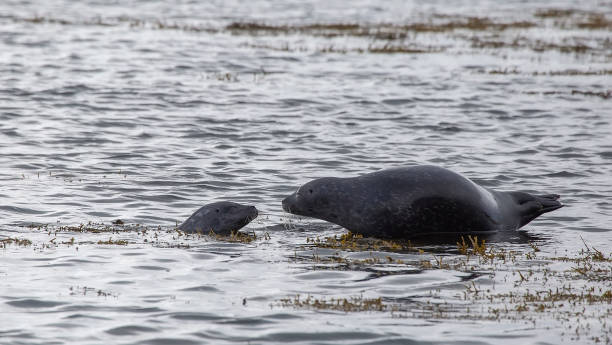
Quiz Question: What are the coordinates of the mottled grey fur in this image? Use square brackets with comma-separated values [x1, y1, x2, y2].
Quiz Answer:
[179, 202, 258, 234]
[282, 165, 563, 238]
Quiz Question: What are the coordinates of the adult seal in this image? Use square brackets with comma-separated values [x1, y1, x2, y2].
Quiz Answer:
[179, 201, 258, 234]
[282, 165, 563, 238]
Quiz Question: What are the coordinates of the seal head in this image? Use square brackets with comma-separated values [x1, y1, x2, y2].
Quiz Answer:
[503, 192, 563, 229]
[179, 201, 258, 234]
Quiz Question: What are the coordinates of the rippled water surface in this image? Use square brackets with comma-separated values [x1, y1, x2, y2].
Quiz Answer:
[1, 1, 611, 344]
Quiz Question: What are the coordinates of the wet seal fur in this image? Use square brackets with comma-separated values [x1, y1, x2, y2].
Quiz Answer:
[179, 201, 258, 234]
[282, 165, 563, 238]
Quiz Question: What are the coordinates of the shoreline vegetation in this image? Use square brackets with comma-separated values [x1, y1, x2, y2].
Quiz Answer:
[5, 9, 610, 34]
[4, 9, 608, 100]
[1, 10, 609, 58]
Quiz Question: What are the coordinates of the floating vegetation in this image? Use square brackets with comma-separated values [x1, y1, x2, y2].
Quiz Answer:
[469, 36, 601, 54]
[487, 67, 521, 75]
[227, 17, 536, 37]
[97, 237, 129, 245]
[12, 11, 605, 36]
[1, 237, 33, 247]
[243, 43, 442, 54]
[13, 15, 217, 33]
[534, 9, 578, 18]
[523, 90, 611, 99]
[277, 294, 401, 313]
[306, 231, 415, 252]
[29, 221, 152, 234]
[205, 229, 257, 244]
[533, 69, 612, 76]
[482, 68, 612, 76]
[69, 286, 118, 298]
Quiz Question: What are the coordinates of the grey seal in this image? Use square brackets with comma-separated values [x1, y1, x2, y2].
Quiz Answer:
[179, 202, 258, 234]
[282, 165, 563, 238]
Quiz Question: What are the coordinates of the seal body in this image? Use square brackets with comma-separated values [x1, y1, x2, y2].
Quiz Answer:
[179, 201, 258, 234]
[282, 165, 563, 238]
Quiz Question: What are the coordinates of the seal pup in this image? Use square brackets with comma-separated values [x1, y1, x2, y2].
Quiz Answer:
[282, 165, 563, 238]
[179, 202, 258, 234]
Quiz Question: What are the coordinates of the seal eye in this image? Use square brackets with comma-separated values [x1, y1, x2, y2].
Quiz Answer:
[309, 189, 313, 194]
[216, 209, 220, 213]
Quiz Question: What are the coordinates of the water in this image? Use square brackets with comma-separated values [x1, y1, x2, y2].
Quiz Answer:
[1, 0, 611, 344]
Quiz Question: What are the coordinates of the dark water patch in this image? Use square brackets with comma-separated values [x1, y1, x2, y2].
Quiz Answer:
[44, 322, 83, 329]
[10, 163, 46, 170]
[66, 258, 108, 264]
[64, 313, 111, 320]
[295, 271, 355, 280]
[84, 211, 116, 217]
[0, 329, 37, 339]
[541, 171, 586, 178]
[59, 305, 165, 314]
[217, 317, 274, 325]
[132, 194, 188, 202]
[572, 226, 611, 233]
[552, 153, 588, 158]
[381, 98, 414, 105]
[153, 258, 178, 263]
[190, 253, 217, 260]
[121, 252, 147, 256]
[259, 331, 383, 342]
[106, 325, 159, 336]
[179, 285, 220, 292]
[0, 205, 48, 214]
[6, 299, 68, 308]
[20, 257, 55, 262]
[40, 84, 95, 96]
[264, 313, 303, 320]
[132, 265, 169, 271]
[136, 338, 202, 345]
[598, 151, 612, 159]
[93, 120, 139, 128]
[167, 312, 225, 321]
[35, 262, 75, 267]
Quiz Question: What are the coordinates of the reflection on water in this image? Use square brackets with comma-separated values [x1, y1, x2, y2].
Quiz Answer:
[1, 0, 611, 344]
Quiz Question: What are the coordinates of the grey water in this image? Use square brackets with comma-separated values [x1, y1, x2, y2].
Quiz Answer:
[1, 0, 611, 344]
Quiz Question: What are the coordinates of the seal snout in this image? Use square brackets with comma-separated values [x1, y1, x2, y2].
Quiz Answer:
[536, 194, 564, 213]
[247, 205, 259, 220]
[282, 193, 298, 213]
